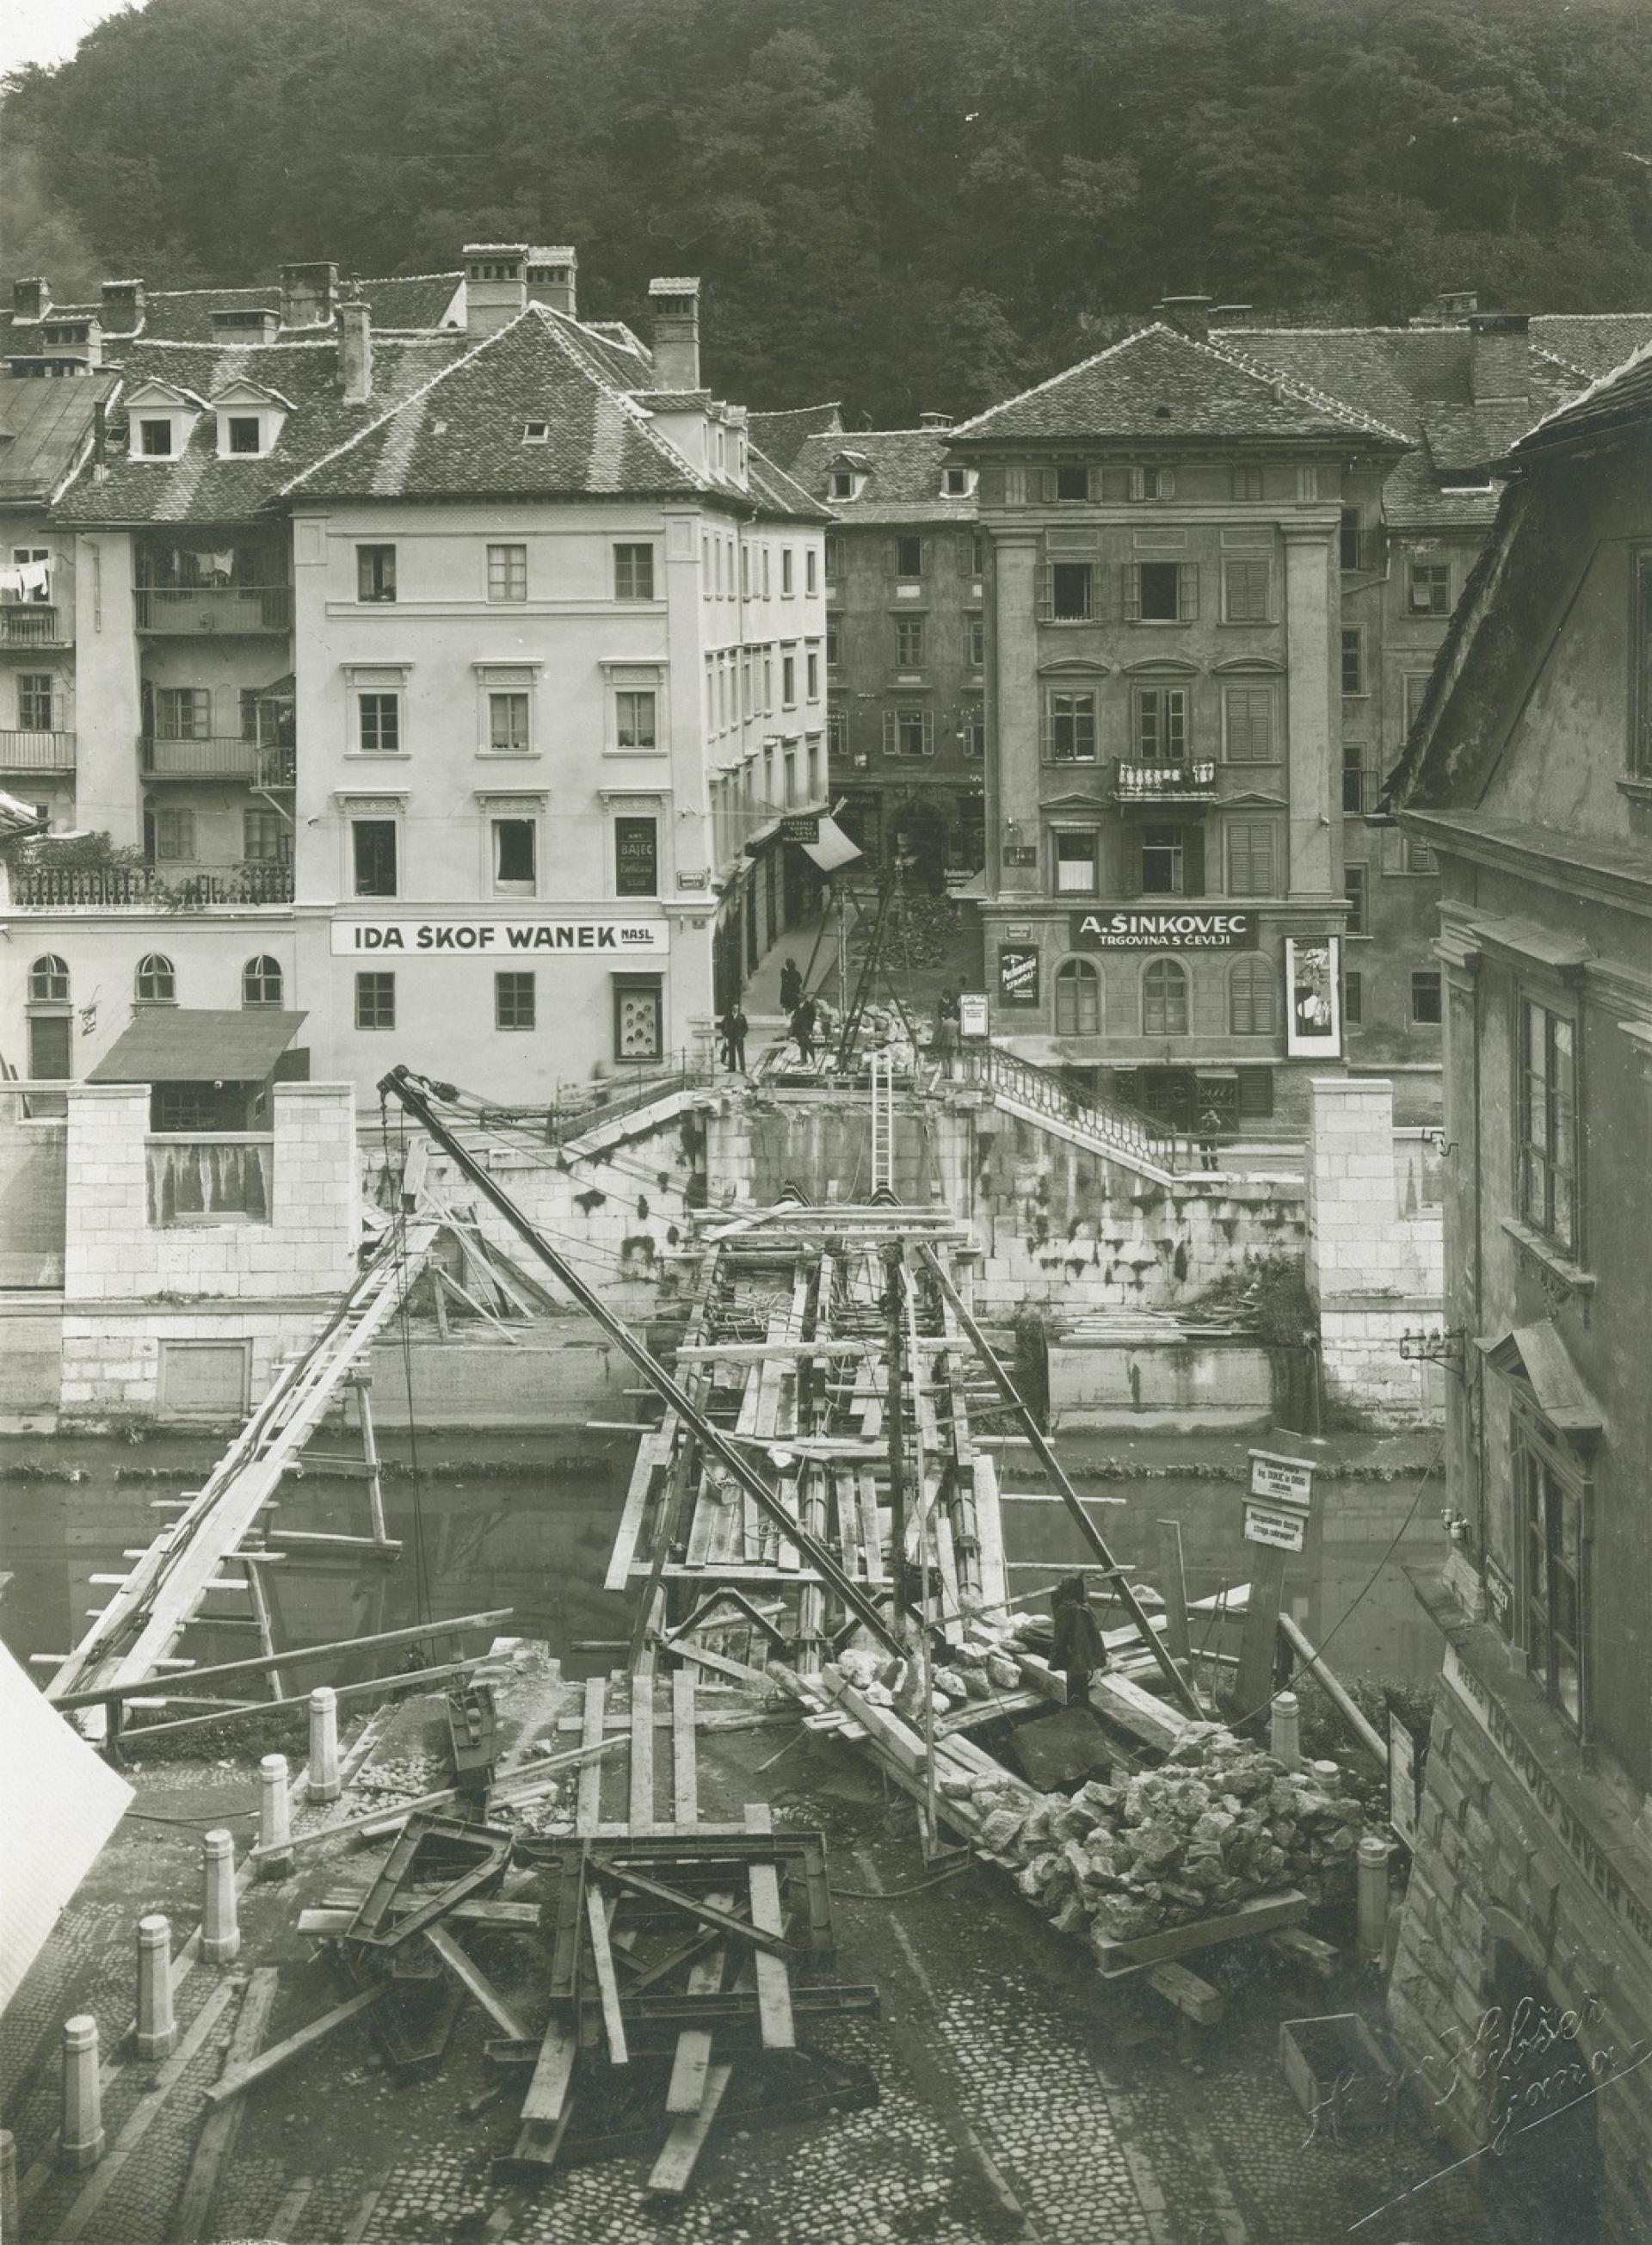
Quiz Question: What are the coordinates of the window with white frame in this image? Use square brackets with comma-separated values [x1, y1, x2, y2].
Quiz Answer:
[242, 954, 283, 1006]
[358, 691, 400, 754]
[895, 616, 925, 667]
[614, 544, 655, 601]
[135, 953, 177, 1002]
[616, 688, 657, 751]
[1133, 684, 1187, 763]
[1047, 689, 1096, 763]
[356, 544, 396, 602]
[487, 692, 530, 754]
[487, 543, 527, 602]
[1053, 829, 1099, 894]
[148, 808, 195, 861]
[355, 971, 395, 1029]
[1127, 560, 1196, 621]
[805, 547, 818, 595]
[139, 418, 175, 457]
[884, 706, 933, 757]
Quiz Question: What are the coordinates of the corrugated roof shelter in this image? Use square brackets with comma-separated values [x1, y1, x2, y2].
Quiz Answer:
[89, 1008, 306, 1084]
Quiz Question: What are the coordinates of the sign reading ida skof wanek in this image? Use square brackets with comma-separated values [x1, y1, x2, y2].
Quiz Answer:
[331, 920, 669, 956]
[1069, 908, 1259, 950]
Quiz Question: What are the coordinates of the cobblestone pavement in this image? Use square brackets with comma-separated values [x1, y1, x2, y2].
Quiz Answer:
[5, 1724, 1546, 2245]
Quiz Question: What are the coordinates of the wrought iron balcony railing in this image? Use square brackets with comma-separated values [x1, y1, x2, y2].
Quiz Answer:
[1114, 759, 1218, 801]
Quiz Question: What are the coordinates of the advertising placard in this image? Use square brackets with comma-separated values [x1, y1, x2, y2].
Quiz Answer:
[1248, 1450, 1316, 1509]
[330, 920, 669, 958]
[1070, 907, 1259, 951]
[1285, 936, 1341, 1057]
[997, 946, 1041, 1008]
[959, 993, 989, 1038]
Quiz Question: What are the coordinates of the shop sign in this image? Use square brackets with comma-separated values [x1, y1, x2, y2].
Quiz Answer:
[1285, 935, 1341, 1057]
[1484, 1557, 1513, 1631]
[676, 868, 709, 891]
[997, 946, 1040, 1008]
[1003, 845, 1039, 867]
[780, 815, 820, 843]
[615, 816, 660, 898]
[1388, 1707, 1424, 1847]
[1248, 1449, 1315, 1509]
[959, 992, 989, 1038]
[1070, 907, 1259, 951]
[1242, 1501, 1305, 1552]
[330, 920, 669, 957]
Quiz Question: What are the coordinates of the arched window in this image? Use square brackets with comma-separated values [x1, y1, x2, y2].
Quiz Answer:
[1229, 954, 1277, 1036]
[28, 953, 70, 1002]
[242, 954, 283, 1008]
[135, 953, 176, 1004]
[1054, 957, 1101, 1037]
[1142, 957, 1188, 1037]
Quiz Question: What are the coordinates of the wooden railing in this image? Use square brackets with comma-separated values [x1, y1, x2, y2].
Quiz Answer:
[0, 606, 68, 646]
[140, 735, 259, 780]
[965, 1044, 1194, 1173]
[133, 585, 292, 633]
[146, 1134, 274, 1225]
[0, 729, 75, 770]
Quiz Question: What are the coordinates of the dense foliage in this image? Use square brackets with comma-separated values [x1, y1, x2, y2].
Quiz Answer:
[5, 0, 1650, 422]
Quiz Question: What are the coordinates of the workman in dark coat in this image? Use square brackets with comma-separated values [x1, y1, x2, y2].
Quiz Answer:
[719, 1004, 749, 1073]
[1051, 1572, 1107, 1707]
[779, 956, 803, 1015]
[790, 996, 817, 1064]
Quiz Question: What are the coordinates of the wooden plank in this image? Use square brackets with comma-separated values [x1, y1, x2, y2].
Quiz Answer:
[1155, 1519, 1194, 1670]
[423, 1923, 530, 2041]
[1091, 1890, 1310, 1976]
[204, 1986, 389, 2106]
[743, 1803, 794, 2051]
[1278, 1612, 1390, 1769]
[648, 2060, 737, 2196]
[585, 1886, 629, 2064]
[1236, 1544, 1288, 1715]
[630, 1671, 656, 1835]
[607, 1424, 669, 1592]
[1144, 1959, 1225, 2026]
[665, 1890, 731, 2115]
[672, 1668, 699, 1826]
[577, 1675, 607, 1834]
[173, 1970, 281, 2243]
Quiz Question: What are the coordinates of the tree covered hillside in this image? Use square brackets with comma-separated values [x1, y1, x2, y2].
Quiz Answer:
[4, 0, 1650, 422]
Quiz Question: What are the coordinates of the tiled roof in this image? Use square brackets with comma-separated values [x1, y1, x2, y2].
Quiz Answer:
[1380, 449, 1501, 533]
[89, 1006, 307, 1084]
[1513, 338, 1652, 456]
[746, 445, 833, 523]
[1528, 314, 1652, 384]
[56, 334, 472, 523]
[0, 273, 463, 350]
[748, 402, 843, 472]
[0, 371, 119, 505]
[1420, 404, 1543, 472]
[792, 428, 977, 521]
[949, 324, 1409, 446]
[283, 308, 711, 503]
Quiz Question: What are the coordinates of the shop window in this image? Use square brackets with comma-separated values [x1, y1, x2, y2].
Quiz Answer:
[495, 971, 536, 1031]
[354, 971, 395, 1030]
[1142, 957, 1189, 1037]
[28, 953, 70, 1002]
[1519, 999, 1576, 1253]
[1054, 957, 1101, 1036]
[1233, 466, 1265, 502]
[135, 953, 176, 1003]
[613, 976, 663, 1064]
[1053, 830, 1098, 895]
[1519, 1437, 1585, 1731]
[1229, 953, 1277, 1035]
[242, 954, 283, 1007]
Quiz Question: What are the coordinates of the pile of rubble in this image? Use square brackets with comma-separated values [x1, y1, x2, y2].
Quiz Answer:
[946, 1721, 1367, 1958]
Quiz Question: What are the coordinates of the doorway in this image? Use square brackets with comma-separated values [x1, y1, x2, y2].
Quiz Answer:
[1484, 1941, 1603, 2242]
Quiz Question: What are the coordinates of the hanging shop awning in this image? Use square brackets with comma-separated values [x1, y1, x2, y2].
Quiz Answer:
[1475, 1321, 1604, 1438]
[800, 813, 863, 874]
[90, 1008, 307, 1086]
[742, 799, 833, 858]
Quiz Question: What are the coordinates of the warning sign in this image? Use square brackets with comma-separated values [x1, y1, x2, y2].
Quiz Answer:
[1248, 1450, 1315, 1509]
[1243, 1502, 1306, 1552]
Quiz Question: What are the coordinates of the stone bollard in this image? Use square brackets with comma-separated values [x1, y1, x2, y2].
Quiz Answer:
[58, 2015, 104, 2171]
[135, 1914, 177, 2061]
[1, 2126, 19, 2240]
[258, 1753, 293, 1880]
[1270, 1690, 1302, 1771]
[201, 1829, 241, 1963]
[308, 1686, 341, 1804]
[1357, 1833, 1391, 1959]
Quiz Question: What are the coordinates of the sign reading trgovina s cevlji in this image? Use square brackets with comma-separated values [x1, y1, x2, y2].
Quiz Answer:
[331, 920, 669, 956]
[1070, 908, 1259, 950]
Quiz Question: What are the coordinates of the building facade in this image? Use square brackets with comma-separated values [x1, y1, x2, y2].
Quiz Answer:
[948, 316, 1409, 1136]
[1386, 348, 1652, 2242]
[0, 249, 826, 1102]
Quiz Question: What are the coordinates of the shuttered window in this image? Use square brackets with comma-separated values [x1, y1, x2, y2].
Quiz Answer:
[1224, 686, 1274, 762]
[1229, 954, 1277, 1035]
[1226, 821, 1276, 896]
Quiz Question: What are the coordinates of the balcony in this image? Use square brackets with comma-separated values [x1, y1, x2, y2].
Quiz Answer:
[0, 605, 69, 650]
[141, 735, 260, 781]
[1114, 759, 1217, 802]
[133, 585, 293, 635]
[147, 1134, 273, 1226]
[14, 862, 293, 908]
[255, 744, 297, 791]
[0, 730, 75, 773]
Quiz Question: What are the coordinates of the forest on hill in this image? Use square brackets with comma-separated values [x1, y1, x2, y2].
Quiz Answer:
[4, 0, 1650, 422]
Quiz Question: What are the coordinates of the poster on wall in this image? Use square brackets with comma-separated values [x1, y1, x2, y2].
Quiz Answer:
[959, 992, 989, 1038]
[997, 946, 1040, 1008]
[1285, 937, 1341, 1057]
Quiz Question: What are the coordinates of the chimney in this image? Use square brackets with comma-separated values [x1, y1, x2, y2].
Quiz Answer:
[464, 244, 528, 336]
[649, 277, 701, 391]
[1156, 293, 1214, 342]
[41, 316, 102, 368]
[280, 261, 337, 330]
[211, 305, 280, 344]
[1211, 304, 1253, 324]
[1470, 311, 1531, 404]
[101, 278, 145, 334]
[918, 410, 953, 430]
[526, 248, 577, 319]
[339, 298, 373, 404]
[11, 277, 49, 324]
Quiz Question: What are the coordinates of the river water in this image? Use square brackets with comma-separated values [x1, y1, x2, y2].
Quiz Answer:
[0, 1427, 1448, 1699]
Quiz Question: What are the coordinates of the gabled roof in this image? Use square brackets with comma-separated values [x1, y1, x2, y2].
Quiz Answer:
[746, 443, 833, 524]
[792, 427, 977, 521]
[0, 371, 119, 507]
[1380, 449, 1501, 533]
[1528, 313, 1652, 385]
[748, 401, 843, 473]
[1212, 323, 1581, 442]
[949, 324, 1409, 447]
[0, 272, 464, 350]
[57, 333, 473, 523]
[281, 306, 711, 503]
[1512, 338, 1652, 458]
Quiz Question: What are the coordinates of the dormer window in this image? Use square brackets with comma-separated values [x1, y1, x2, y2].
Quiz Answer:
[139, 419, 173, 457]
[832, 471, 854, 499]
[126, 378, 204, 462]
[523, 420, 550, 444]
[210, 381, 287, 460]
[227, 416, 262, 455]
[943, 466, 975, 497]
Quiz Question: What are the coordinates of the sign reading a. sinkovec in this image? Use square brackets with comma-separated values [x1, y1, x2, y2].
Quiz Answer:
[1070, 908, 1259, 951]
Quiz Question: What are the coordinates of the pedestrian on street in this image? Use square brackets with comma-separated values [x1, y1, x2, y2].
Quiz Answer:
[790, 995, 817, 1064]
[1198, 1098, 1224, 1171]
[1051, 1573, 1107, 1709]
[779, 956, 803, 1015]
[719, 1004, 749, 1074]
